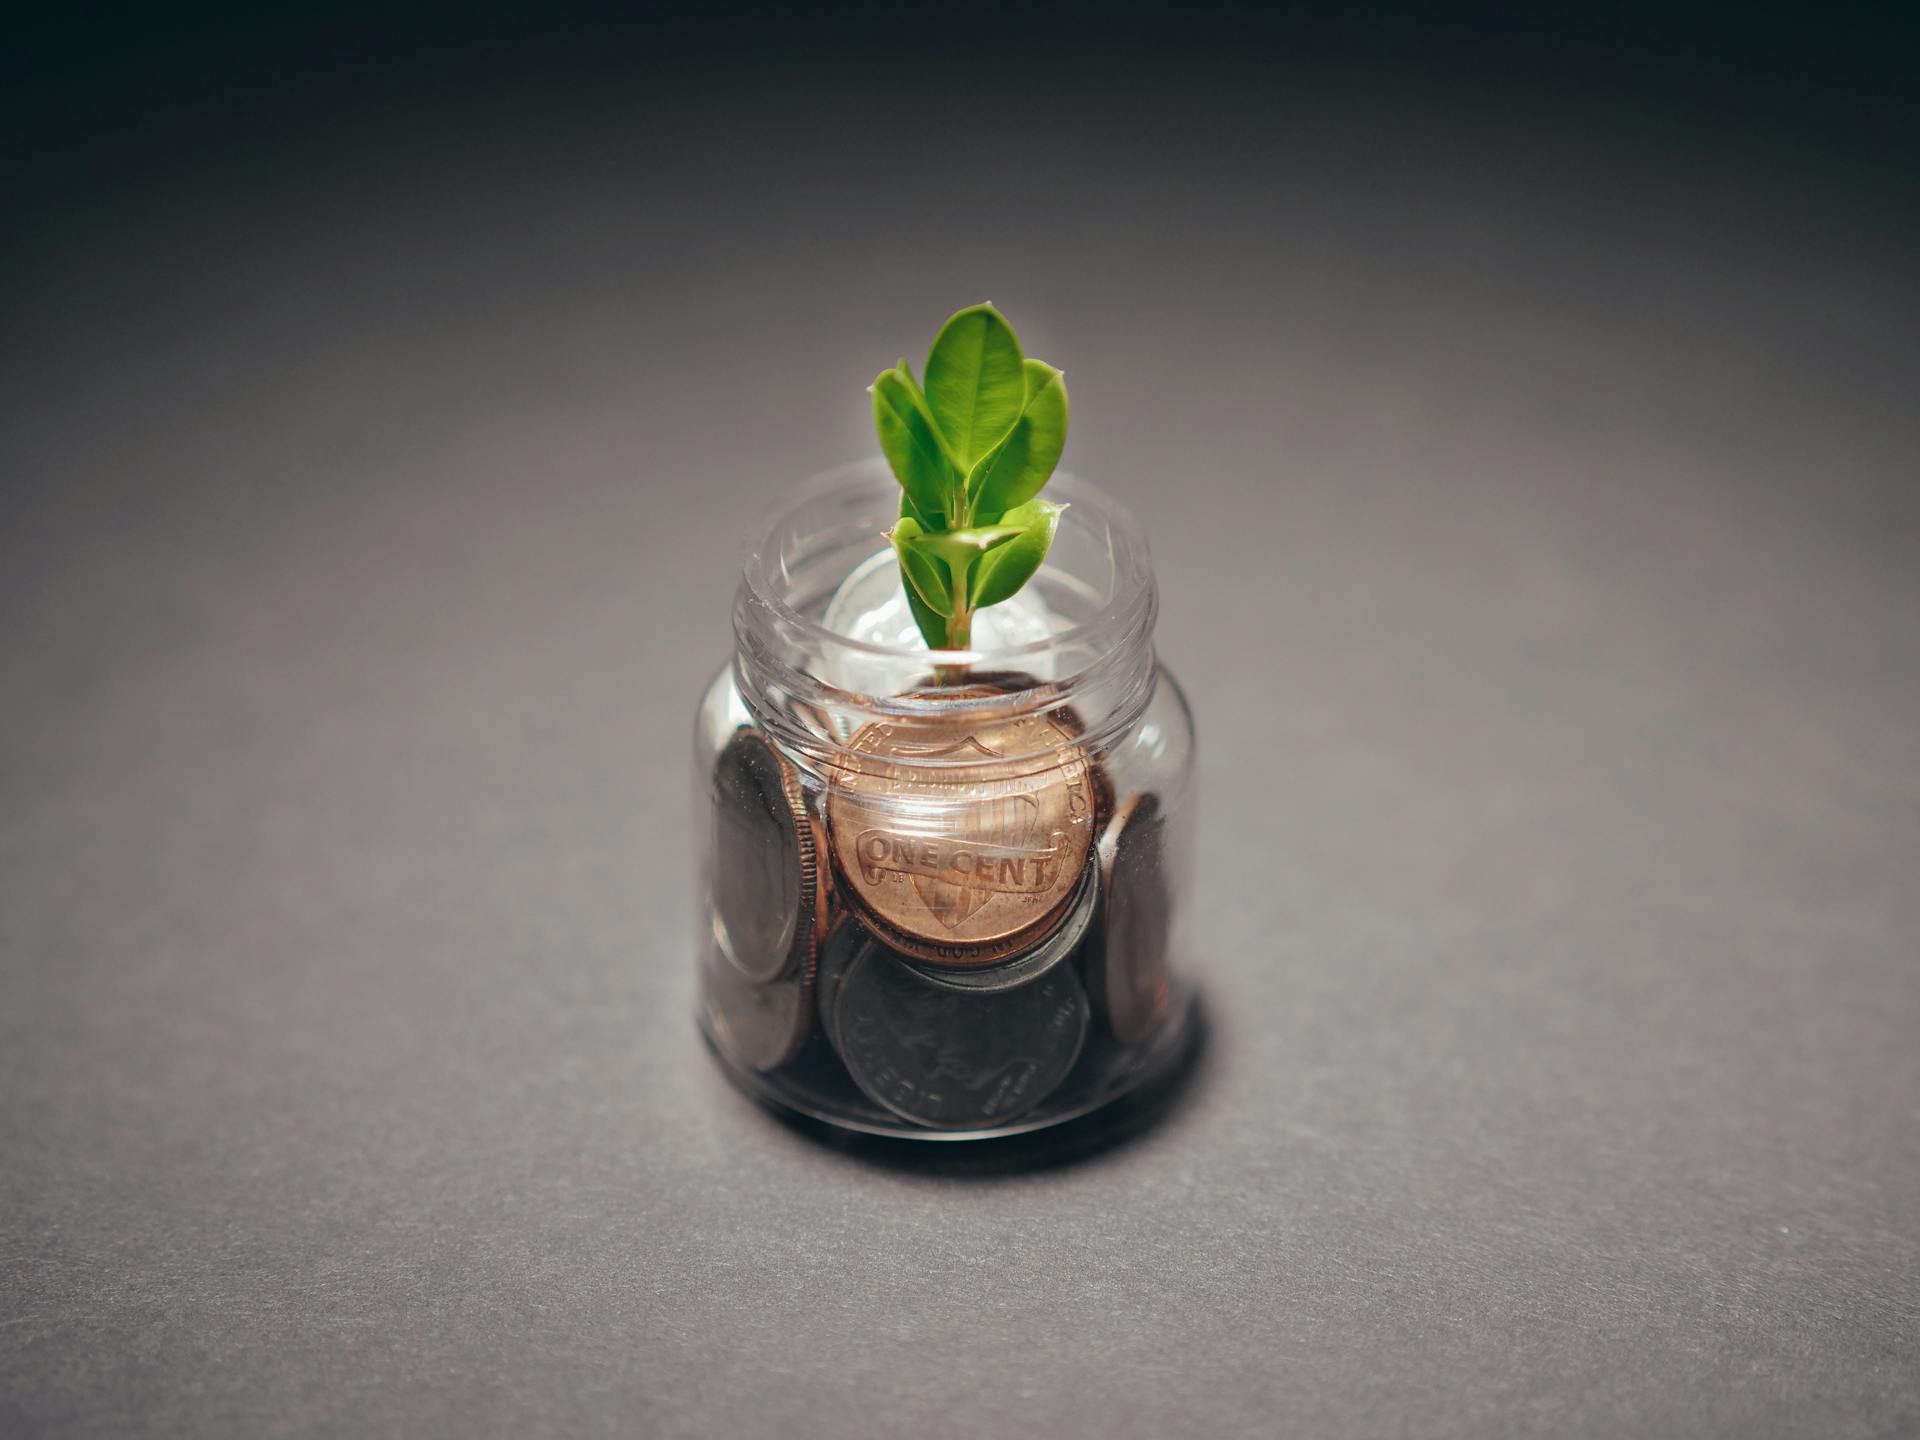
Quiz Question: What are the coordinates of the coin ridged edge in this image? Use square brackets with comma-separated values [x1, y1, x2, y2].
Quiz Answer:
[715, 729, 824, 986]
[771, 743, 828, 982]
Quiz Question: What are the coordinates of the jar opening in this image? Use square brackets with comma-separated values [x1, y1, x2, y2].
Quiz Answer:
[732, 461, 1159, 763]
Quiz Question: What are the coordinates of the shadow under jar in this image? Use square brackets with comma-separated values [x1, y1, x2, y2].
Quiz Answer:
[693, 460, 1197, 1140]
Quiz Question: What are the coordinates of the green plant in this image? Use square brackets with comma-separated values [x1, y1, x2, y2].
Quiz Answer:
[870, 303, 1068, 653]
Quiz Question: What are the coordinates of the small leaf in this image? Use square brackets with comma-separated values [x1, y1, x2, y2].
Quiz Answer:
[872, 364, 952, 523]
[968, 359, 1068, 520]
[899, 488, 941, 531]
[889, 517, 951, 615]
[910, 525, 1024, 570]
[903, 578, 949, 650]
[969, 499, 1064, 610]
[905, 524, 1023, 608]
[923, 303, 1026, 473]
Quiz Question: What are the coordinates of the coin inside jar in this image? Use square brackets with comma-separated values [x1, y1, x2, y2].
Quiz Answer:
[701, 932, 815, 1072]
[812, 912, 866, 1053]
[711, 729, 823, 983]
[825, 691, 1097, 968]
[904, 859, 1098, 995]
[830, 932, 1090, 1130]
[1088, 792, 1173, 1045]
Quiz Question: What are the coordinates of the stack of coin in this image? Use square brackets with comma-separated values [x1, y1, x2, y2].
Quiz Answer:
[809, 865, 1103, 1129]
[804, 696, 1106, 1126]
[701, 729, 830, 1072]
[702, 703, 1177, 1131]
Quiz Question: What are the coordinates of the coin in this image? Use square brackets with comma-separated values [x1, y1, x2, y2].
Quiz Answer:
[711, 729, 823, 984]
[830, 935, 1090, 1130]
[825, 691, 1097, 967]
[857, 902, 1064, 970]
[1087, 792, 1173, 1045]
[701, 929, 815, 1072]
[904, 859, 1098, 995]
[813, 912, 867, 1052]
[910, 668, 1117, 868]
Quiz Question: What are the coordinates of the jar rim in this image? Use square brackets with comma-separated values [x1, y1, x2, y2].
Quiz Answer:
[739, 459, 1156, 672]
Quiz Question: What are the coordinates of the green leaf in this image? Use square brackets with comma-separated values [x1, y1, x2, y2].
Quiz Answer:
[923, 304, 1026, 474]
[871, 363, 952, 523]
[899, 488, 941, 531]
[903, 578, 949, 650]
[909, 525, 1023, 571]
[968, 359, 1068, 520]
[969, 499, 1064, 610]
[889, 516, 951, 615]
[905, 524, 1023, 608]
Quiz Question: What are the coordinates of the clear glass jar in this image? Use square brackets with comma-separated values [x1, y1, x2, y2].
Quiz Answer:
[693, 460, 1197, 1139]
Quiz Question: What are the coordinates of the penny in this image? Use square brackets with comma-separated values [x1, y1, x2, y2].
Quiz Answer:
[711, 729, 823, 983]
[913, 668, 1117, 864]
[701, 931, 814, 1072]
[830, 936, 1090, 1130]
[1087, 792, 1173, 1045]
[938, 679, 1102, 831]
[825, 691, 1097, 967]
[905, 860, 1098, 995]
[857, 901, 1066, 969]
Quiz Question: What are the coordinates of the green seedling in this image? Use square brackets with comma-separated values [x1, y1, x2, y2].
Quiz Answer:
[870, 303, 1068, 655]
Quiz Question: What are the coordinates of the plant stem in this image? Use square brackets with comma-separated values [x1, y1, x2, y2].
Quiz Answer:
[934, 606, 972, 686]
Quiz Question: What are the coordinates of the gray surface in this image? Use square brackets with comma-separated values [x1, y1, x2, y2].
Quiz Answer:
[4, 83, 1919, 1439]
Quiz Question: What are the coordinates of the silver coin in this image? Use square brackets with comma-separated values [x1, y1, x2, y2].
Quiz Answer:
[1088, 792, 1173, 1045]
[711, 729, 821, 983]
[701, 927, 813, 1072]
[831, 936, 1090, 1130]
[904, 860, 1099, 995]
[813, 913, 866, 1052]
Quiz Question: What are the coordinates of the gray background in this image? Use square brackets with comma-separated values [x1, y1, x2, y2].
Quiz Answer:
[4, 15, 1918, 1437]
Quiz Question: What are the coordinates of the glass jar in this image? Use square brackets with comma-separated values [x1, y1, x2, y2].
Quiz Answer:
[693, 460, 1197, 1139]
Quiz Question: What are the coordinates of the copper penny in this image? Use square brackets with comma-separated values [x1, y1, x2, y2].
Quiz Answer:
[940, 669, 1115, 839]
[825, 691, 1097, 967]
[904, 860, 1098, 994]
